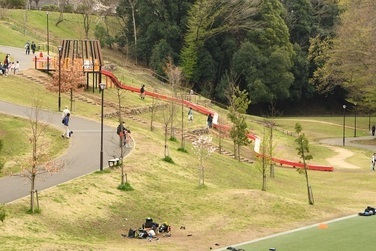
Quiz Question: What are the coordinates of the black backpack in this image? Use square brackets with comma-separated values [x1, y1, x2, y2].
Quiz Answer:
[127, 228, 135, 238]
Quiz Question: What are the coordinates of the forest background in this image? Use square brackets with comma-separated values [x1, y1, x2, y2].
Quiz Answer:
[3, 0, 373, 117]
[1, 0, 376, 250]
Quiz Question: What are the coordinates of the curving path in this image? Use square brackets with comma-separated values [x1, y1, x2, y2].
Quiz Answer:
[0, 100, 130, 204]
[1, 44, 132, 204]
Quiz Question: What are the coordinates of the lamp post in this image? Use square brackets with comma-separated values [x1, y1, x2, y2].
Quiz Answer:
[99, 83, 106, 171]
[58, 45, 62, 111]
[46, 11, 49, 73]
[343, 105, 346, 146]
[354, 103, 357, 137]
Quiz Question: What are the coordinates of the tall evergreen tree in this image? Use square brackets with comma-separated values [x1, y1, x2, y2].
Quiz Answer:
[232, 0, 294, 104]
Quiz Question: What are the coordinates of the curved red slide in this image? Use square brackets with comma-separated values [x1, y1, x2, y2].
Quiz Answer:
[101, 70, 334, 172]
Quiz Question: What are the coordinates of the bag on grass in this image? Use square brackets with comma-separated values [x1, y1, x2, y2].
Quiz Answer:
[127, 228, 136, 238]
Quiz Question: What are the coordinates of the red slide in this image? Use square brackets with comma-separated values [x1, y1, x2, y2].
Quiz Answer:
[101, 70, 334, 172]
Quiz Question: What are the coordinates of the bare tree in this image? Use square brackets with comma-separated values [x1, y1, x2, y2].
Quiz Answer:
[56, 0, 69, 26]
[164, 58, 182, 141]
[116, 89, 127, 186]
[150, 89, 159, 132]
[15, 98, 65, 213]
[192, 135, 215, 187]
[162, 103, 173, 159]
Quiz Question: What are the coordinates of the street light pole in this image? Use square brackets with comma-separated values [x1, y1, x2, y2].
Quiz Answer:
[99, 83, 106, 171]
[343, 105, 346, 146]
[58, 45, 62, 112]
[46, 11, 49, 73]
[354, 103, 357, 137]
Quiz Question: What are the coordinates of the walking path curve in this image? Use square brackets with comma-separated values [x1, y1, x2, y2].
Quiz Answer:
[320, 136, 375, 170]
[0, 45, 133, 204]
[0, 100, 130, 204]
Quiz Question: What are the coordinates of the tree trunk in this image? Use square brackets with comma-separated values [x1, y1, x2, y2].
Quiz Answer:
[302, 150, 314, 205]
[181, 94, 184, 149]
[30, 173, 36, 213]
[129, 0, 138, 64]
[269, 124, 275, 178]
[164, 125, 168, 157]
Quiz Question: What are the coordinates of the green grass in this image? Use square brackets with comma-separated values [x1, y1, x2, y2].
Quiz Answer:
[2, 10, 376, 250]
[235, 215, 375, 251]
[0, 9, 120, 51]
[0, 113, 68, 177]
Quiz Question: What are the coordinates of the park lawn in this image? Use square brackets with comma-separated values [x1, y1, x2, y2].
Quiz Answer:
[1, 10, 376, 250]
[0, 114, 69, 177]
[234, 215, 375, 251]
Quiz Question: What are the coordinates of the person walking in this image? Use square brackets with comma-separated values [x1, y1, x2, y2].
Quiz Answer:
[24, 41, 30, 55]
[140, 85, 146, 100]
[31, 42, 36, 55]
[116, 121, 126, 147]
[188, 107, 193, 122]
[207, 113, 213, 128]
[372, 153, 376, 171]
[372, 125, 375, 136]
[3, 54, 9, 76]
[62, 106, 71, 138]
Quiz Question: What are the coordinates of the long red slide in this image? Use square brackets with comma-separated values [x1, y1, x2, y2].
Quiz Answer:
[101, 70, 334, 172]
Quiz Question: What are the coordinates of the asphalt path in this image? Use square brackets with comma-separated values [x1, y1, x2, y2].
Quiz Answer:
[0, 45, 35, 70]
[0, 100, 130, 204]
[0, 46, 131, 204]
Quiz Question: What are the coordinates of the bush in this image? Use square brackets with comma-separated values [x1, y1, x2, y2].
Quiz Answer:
[0, 204, 6, 222]
[162, 156, 175, 164]
[169, 137, 177, 142]
[41, 5, 59, 12]
[64, 4, 74, 13]
[118, 182, 134, 191]
[0, 0, 25, 9]
[177, 147, 188, 153]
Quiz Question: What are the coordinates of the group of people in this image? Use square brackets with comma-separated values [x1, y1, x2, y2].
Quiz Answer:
[24, 41, 36, 55]
[124, 217, 170, 241]
[1, 54, 20, 76]
[117, 121, 133, 147]
[187, 107, 214, 128]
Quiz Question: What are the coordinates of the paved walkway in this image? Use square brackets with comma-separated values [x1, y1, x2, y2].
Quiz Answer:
[0, 46, 131, 204]
[0, 100, 130, 204]
[0, 45, 35, 71]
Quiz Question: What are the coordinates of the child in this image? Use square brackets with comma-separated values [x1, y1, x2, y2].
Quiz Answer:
[125, 129, 133, 147]
[14, 61, 19, 75]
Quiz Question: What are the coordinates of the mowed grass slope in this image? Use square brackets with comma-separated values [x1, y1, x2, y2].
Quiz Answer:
[1, 10, 376, 250]
[1, 69, 376, 250]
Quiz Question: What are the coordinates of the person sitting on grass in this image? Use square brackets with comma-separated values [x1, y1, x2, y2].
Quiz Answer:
[358, 206, 376, 216]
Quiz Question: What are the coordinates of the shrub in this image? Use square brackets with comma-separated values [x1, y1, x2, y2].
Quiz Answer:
[169, 137, 177, 142]
[117, 182, 134, 191]
[177, 147, 188, 153]
[162, 156, 175, 164]
[0, 204, 6, 222]
[41, 5, 59, 12]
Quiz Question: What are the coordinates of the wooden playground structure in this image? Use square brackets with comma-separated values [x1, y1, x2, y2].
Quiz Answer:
[34, 39, 115, 91]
